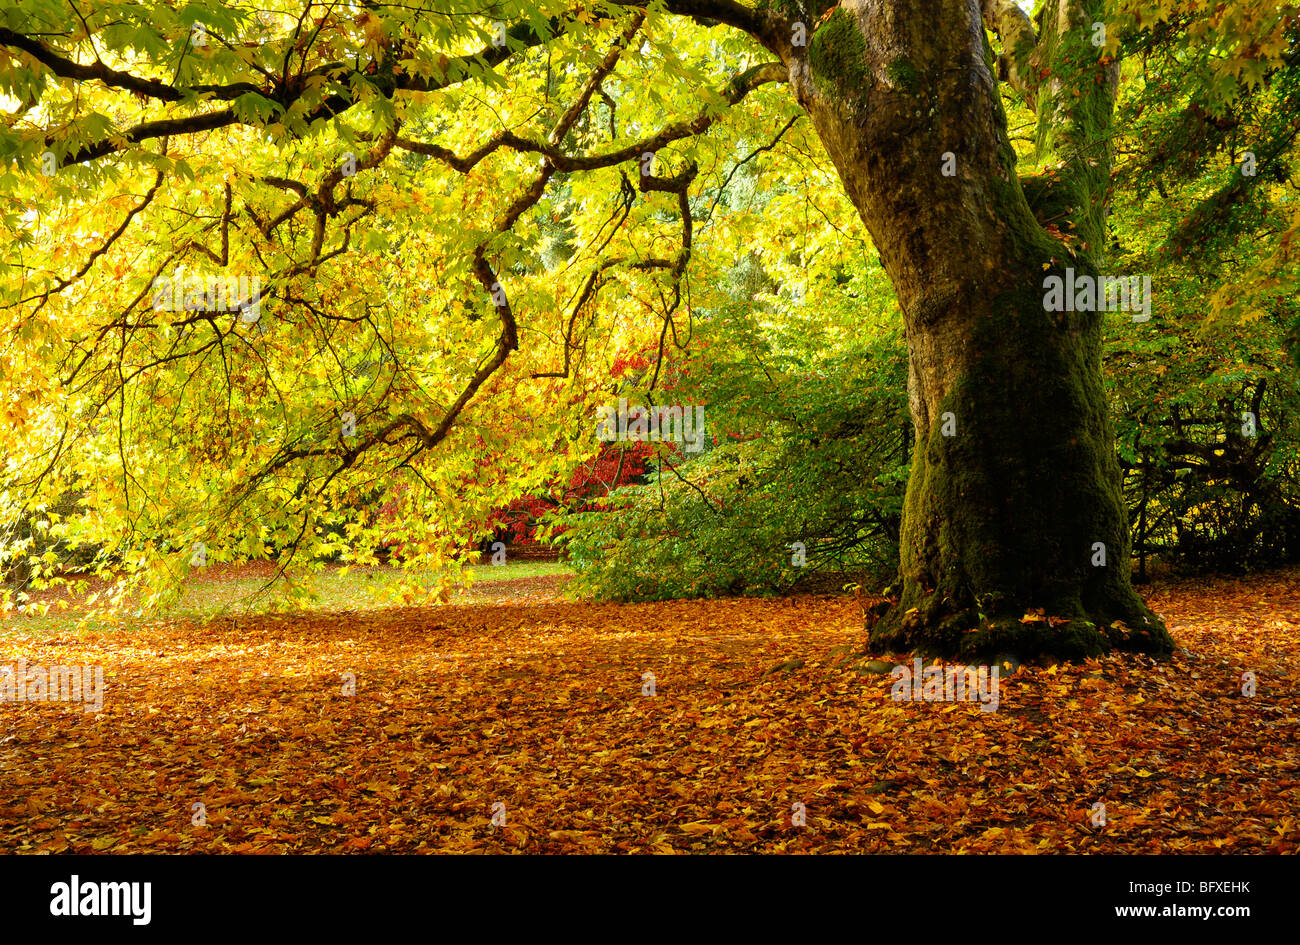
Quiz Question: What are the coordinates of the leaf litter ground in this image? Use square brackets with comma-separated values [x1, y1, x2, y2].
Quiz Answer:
[1, 567, 1296, 853]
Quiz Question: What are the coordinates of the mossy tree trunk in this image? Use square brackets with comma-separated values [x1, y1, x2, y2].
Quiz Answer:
[773, 0, 1175, 659]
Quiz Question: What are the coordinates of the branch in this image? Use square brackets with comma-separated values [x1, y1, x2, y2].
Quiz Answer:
[8, 170, 166, 312]
[651, 0, 794, 60]
[14, 15, 573, 168]
[395, 62, 786, 174]
[0, 27, 263, 103]
[703, 113, 800, 222]
[980, 0, 1039, 108]
[59, 108, 239, 166]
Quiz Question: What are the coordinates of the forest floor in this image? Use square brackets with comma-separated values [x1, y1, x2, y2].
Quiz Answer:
[1, 563, 1297, 853]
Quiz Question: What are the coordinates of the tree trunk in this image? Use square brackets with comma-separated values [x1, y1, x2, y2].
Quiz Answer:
[784, 0, 1174, 659]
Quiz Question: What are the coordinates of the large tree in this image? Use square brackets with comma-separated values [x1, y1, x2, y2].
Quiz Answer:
[0, 1, 1290, 654]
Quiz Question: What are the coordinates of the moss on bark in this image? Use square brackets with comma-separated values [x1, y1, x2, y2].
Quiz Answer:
[809, 9, 870, 105]
[884, 57, 921, 92]
[872, 262, 1176, 662]
[1032, 0, 1114, 251]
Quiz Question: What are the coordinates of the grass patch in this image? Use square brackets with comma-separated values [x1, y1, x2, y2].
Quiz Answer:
[1, 559, 573, 640]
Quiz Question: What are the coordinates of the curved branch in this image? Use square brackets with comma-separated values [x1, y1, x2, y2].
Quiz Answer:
[395, 62, 787, 174]
[0, 27, 263, 103]
[652, 0, 794, 60]
[980, 0, 1039, 108]
[13, 15, 574, 168]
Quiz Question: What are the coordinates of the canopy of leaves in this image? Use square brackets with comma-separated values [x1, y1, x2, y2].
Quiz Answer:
[0, 0, 1296, 613]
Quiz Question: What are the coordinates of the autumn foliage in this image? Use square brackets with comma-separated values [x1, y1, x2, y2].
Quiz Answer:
[2, 565, 1296, 853]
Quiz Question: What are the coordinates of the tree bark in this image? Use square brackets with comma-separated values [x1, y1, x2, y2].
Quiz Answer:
[780, 0, 1174, 659]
